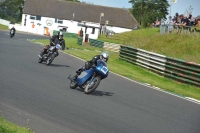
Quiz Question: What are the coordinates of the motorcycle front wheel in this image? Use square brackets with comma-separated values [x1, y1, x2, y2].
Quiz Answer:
[84, 76, 101, 94]
[38, 57, 43, 63]
[70, 81, 78, 89]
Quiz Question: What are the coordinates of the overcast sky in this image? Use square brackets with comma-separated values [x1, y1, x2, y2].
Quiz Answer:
[81, 0, 200, 17]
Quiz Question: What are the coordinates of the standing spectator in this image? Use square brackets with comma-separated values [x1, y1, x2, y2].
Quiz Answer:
[134, 25, 138, 30]
[167, 16, 174, 33]
[188, 13, 197, 26]
[80, 28, 83, 37]
[155, 20, 160, 27]
[173, 13, 180, 25]
[182, 15, 190, 26]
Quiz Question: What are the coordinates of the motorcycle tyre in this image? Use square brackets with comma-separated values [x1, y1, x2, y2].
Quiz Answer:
[70, 81, 78, 89]
[46, 54, 55, 66]
[38, 58, 43, 63]
[84, 76, 101, 94]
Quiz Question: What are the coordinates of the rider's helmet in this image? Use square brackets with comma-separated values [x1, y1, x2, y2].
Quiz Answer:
[100, 52, 109, 62]
[58, 31, 63, 39]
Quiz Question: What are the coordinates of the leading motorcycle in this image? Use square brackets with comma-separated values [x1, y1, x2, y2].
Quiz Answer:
[68, 59, 109, 94]
[38, 44, 61, 66]
[10, 29, 14, 38]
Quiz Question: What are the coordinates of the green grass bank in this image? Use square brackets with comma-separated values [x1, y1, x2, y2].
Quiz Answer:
[0, 117, 34, 133]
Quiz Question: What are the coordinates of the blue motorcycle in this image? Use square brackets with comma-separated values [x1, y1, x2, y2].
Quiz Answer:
[68, 59, 109, 94]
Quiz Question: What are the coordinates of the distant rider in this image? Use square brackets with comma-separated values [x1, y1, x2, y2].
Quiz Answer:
[10, 26, 16, 36]
[69, 52, 109, 81]
[38, 31, 65, 58]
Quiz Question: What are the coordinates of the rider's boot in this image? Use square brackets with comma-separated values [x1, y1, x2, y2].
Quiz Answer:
[38, 51, 44, 58]
[68, 68, 84, 82]
[68, 74, 78, 82]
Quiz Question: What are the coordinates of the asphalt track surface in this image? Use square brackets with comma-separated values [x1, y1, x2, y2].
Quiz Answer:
[0, 30, 200, 133]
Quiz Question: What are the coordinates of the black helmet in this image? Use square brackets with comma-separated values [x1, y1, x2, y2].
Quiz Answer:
[100, 52, 109, 62]
[57, 31, 63, 36]
[58, 31, 63, 39]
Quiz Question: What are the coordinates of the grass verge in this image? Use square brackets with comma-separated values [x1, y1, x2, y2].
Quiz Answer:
[0, 24, 9, 30]
[0, 117, 34, 133]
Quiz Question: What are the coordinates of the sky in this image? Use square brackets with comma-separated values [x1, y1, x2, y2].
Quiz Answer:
[81, 0, 200, 18]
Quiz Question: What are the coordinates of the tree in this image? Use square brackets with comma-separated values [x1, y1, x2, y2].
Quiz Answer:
[129, 0, 169, 27]
[0, 0, 24, 22]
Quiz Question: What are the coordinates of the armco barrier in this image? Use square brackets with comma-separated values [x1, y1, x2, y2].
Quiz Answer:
[103, 42, 121, 52]
[89, 39, 104, 48]
[75, 37, 121, 52]
[119, 45, 166, 75]
[165, 57, 200, 86]
[77, 37, 83, 45]
[119, 45, 200, 87]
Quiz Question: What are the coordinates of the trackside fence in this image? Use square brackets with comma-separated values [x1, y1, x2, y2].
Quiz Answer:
[89, 39, 104, 48]
[119, 45, 200, 87]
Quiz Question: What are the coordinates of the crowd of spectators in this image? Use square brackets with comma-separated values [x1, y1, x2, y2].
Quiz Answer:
[172, 12, 198, 27]
[153, 12, 199, 34]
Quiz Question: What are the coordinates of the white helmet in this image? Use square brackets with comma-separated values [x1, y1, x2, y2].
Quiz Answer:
[100, 52, 109, 62]
[58, 31, 63, 39]
[59, 31, 63, 36]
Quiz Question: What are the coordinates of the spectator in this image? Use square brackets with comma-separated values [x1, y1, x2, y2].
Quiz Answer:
[152, 22, 155, 28]
[80, 28, 83, 37]
[78, 28, 83, 37]
[188, 13, 197, 26]
[182, 15, 190, 26]
[173, 13, 180, 25]
[134, 25, 138, 30]
[167, 16, 174, 33]
[179, 14, 184, 23]
[155, 20, 160, 27]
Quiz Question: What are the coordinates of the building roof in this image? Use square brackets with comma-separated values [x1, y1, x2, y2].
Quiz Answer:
[196, 15, 200, 20]
[23, 0, 138, 29]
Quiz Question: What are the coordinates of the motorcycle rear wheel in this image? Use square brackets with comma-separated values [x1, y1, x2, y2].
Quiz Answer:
[84, 76, 101, 94]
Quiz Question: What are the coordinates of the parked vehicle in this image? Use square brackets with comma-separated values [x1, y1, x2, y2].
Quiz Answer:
[68, 59, 109, 94]
[38, 44, 61, 66]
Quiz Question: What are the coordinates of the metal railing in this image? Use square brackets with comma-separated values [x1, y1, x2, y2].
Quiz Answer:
[119, 45, 200, 87]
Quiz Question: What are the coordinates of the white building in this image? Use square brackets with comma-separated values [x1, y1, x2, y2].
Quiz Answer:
[20, 0, 138, 39]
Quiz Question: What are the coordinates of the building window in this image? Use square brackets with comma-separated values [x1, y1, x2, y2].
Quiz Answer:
[55, 19, 63, 24]
[30, 15, 41, 21]
[30, 15, 36, 20]
[36, 15, 41, 21]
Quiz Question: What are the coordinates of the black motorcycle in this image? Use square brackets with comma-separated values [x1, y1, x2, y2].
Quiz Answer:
[38, 44, 61, 66]
[10, 29, 14, 38]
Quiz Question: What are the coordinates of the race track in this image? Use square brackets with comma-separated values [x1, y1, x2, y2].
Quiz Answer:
[0, 30, 200, 133]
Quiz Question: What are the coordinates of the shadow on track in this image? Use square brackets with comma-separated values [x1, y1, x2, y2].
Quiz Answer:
[75, 88, 114, 96]
[50, 64, 70, 67]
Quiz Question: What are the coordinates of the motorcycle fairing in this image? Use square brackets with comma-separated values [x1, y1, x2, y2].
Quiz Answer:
[76, 68, 95, 86]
